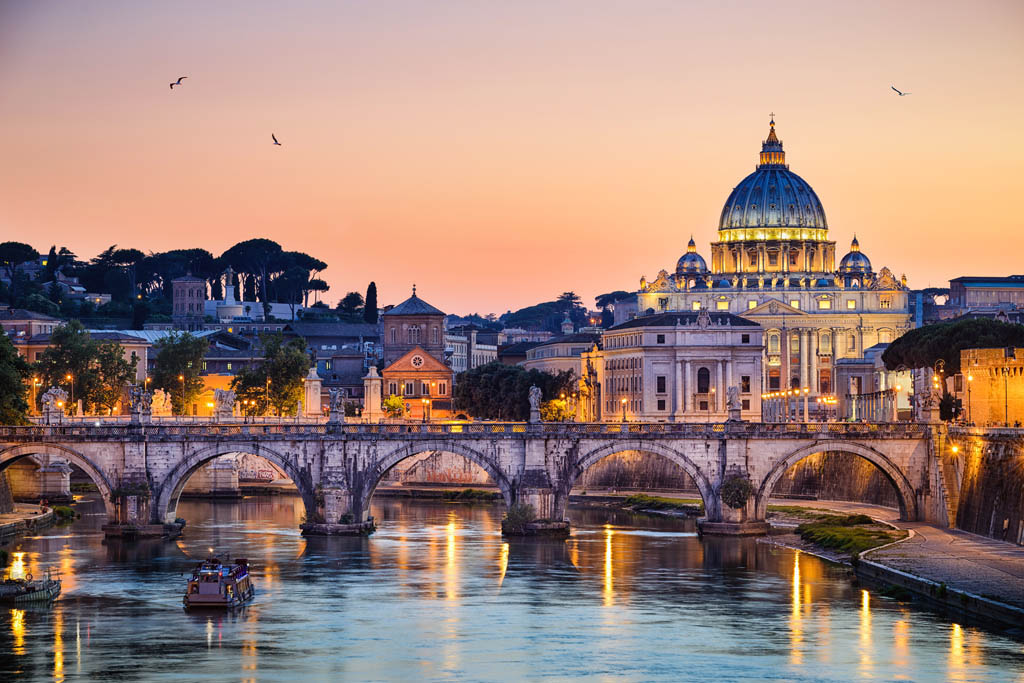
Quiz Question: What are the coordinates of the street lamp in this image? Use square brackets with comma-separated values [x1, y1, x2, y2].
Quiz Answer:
[709, 387, 716, 421]
[178, 374, 185, 416]
[1001, 366, 1011, 427]
[966, 374, 973, 425]
[31, 377, 41, 414]
[65, 373, 74, 416]
[802, 387, 810, 422]
[620, 397, 627, 423]
[421, 397, 429, 423]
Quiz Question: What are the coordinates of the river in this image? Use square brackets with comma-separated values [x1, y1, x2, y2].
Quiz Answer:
[1, 494, 1022, 681]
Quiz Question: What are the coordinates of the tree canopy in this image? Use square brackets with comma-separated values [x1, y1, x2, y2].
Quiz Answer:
[151, 332, 210, 415]
[882, 318, 1024, 376]
[231, 333, 310, 416]
[0, 332, 31, 424]
[452, 362, 575, 420]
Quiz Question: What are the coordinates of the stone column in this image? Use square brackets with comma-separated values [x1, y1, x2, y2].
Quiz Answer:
[684, 361, 694, 413]
[809, 331, 819, 394]
[303, 366, 322, 418]
[674, 359, 683, 418]
[716, 361, 724, 412]
[361, 367, 384, 422]
[799, 329, 809, 389]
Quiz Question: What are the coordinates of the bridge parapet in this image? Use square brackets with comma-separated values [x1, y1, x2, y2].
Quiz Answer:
[0, 421, 929, 442]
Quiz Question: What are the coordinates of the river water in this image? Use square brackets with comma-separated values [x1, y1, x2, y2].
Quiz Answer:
[1, 494, 1022, 681]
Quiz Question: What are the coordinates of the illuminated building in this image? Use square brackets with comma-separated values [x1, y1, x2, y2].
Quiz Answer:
[636, 118, 912, 396]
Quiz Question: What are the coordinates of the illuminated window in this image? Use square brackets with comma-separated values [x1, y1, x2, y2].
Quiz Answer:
[748, 300, 758, 310]
[789, 300, 800, 310]
[226, 362, 232, 371]
[880, 296, 892, 309]
[846, 299, 856, 310]
[716, 300, 729, 311]
[818, 299, 832, 310]
[768, 333, 780, 354]
[691, 301, 701, 311]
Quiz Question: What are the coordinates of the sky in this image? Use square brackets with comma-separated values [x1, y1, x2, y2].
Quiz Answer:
[1, 0, 1023, 315]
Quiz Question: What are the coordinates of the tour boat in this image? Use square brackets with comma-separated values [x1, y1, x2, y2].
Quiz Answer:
[0, 568, 62, 604]
[182, 557, 255, 610]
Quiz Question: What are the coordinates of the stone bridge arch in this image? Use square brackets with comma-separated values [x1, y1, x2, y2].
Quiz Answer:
[0, 443, 116, 519]
[355, 440, 515, 520]
[570, 440, 717, 519]
[755, 440, 919, 522]
[153, 443, 318, 524]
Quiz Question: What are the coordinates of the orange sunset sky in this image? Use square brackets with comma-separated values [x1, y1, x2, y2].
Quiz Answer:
[1, 1, 1022, 315]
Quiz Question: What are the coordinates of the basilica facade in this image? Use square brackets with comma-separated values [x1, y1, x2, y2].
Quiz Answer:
[636, 119, 912, 397]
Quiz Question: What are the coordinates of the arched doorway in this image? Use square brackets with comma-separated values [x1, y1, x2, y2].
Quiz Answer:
[153, 445, 316, 525]
[755, 441, 918, 521]
[0, 444, 116, 519]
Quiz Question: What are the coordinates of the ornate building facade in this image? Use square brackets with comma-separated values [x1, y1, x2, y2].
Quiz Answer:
[636, 119, 912, 397]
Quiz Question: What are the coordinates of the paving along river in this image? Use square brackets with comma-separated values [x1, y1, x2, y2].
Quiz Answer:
[2, 493, 1023, 681]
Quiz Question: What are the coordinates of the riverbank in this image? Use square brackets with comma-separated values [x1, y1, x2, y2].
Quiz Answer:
[762, 499, 1024, 634]
[0, 504, 55, 544]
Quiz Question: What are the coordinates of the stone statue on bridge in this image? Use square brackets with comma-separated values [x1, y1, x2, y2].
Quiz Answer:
[151, 390, 172, 417]
[328, 388, 344, 424]
[528, 385, 542, 423]
[213, 389, 236, 420]
[128, 386, 153, 424]
[41, 387, 68, 423]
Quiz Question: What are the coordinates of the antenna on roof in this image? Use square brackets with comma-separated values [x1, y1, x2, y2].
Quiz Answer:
[412, 284, 417, 296]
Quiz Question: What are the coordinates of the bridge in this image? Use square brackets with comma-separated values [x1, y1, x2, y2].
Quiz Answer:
[0, 421, 951, 536]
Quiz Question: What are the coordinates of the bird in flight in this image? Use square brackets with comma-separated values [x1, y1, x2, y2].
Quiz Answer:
[891, 85, 912, 96]
[169, 76, 187, 90]
[272, 134, 282, 146]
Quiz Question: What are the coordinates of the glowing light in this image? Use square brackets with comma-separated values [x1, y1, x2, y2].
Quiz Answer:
[11, 608, 25, 655]
[790, 551, 802, 664]
[859, 589, 872, 675]
[603, 524, 614, 607]
[497, 542, 509, 588]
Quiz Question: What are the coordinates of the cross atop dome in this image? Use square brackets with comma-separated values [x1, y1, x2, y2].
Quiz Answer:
[687, 235, 697, 252]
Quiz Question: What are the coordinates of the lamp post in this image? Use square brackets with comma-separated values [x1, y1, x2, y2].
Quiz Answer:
[620, 397, 627, 423]
[1001, 366, 1010, 427]
[65, 373, 74, 416]
[31, 377, 40, 415]
[802, 387, 810, 422]
[966, 374, 973, 425]
[421, 398, 429, 423]
[709, 387, 716, 421]
[178, 374, 185, 416]
[265, 376, 271, 417]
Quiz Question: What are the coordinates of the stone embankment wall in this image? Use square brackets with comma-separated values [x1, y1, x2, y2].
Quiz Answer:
[577, 451, 697, 491]
[382, 451, 493, 486]
[952, 433, 1024, 545]
[771, 452, 899, 507]
[0, 472, 14, 514]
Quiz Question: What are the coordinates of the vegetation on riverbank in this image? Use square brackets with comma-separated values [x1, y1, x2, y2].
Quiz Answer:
[442, 488, 501, 502]
[794, 514, 906, 555]
[621, 494, 703, 513]
[70, 482, 98, 493]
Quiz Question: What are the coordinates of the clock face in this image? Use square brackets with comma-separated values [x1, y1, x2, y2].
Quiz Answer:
[411, 355, 424, 368]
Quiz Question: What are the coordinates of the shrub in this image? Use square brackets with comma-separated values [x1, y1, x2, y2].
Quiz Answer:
[720, 476, 755, 509]
[53, 505, 75, 520]
[502, 503, 536, 533]
[339, 512, 355, 524]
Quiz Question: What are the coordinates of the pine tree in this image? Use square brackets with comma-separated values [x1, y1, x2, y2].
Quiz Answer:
[363, 281, 378, 324]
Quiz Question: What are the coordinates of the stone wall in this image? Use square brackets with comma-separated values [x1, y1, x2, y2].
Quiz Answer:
[383, 451, 493, 486]
[578, 451, 697, 491]
[954, 435, 1024, 545]
[0, 471, 14, 514]
[771, 451, 899, 508]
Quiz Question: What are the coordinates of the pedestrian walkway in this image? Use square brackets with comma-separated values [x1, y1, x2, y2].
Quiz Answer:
[769, 498, 1024, 610]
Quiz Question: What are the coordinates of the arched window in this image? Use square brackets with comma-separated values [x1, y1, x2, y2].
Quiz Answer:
[390, 327, 397, 344]
[697, 367, 710, 394]
[768, 333, 780, 354]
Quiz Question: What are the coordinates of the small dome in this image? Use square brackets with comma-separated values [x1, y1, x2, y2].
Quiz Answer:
[676, 236, 709, 275]
[838, 236, 872, 273]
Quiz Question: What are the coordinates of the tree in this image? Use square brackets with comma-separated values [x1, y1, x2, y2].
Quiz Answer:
[0, 241, 40, 301]
[111, 248, 146, 299]
[151, 332, 209, 415]
[882, 318, 1024, 376]
[363, 282, 378, 324]
[221, 239, 284, 320]
[595, 290, 633, 310]
[600, 308, 615, 328]
[0, 332, 31, 424]
[34, 321, 99, 414]
[336, 291, 364, 322]
[92, 342, 138, 414]
[383, 394, 405, 418]
[452, 362, 575, 420]
[231, 333, 310, 416]
[557, 291, 583, 312]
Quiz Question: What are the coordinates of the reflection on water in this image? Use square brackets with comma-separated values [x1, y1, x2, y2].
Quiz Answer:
[0, 493, 1022, 680]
